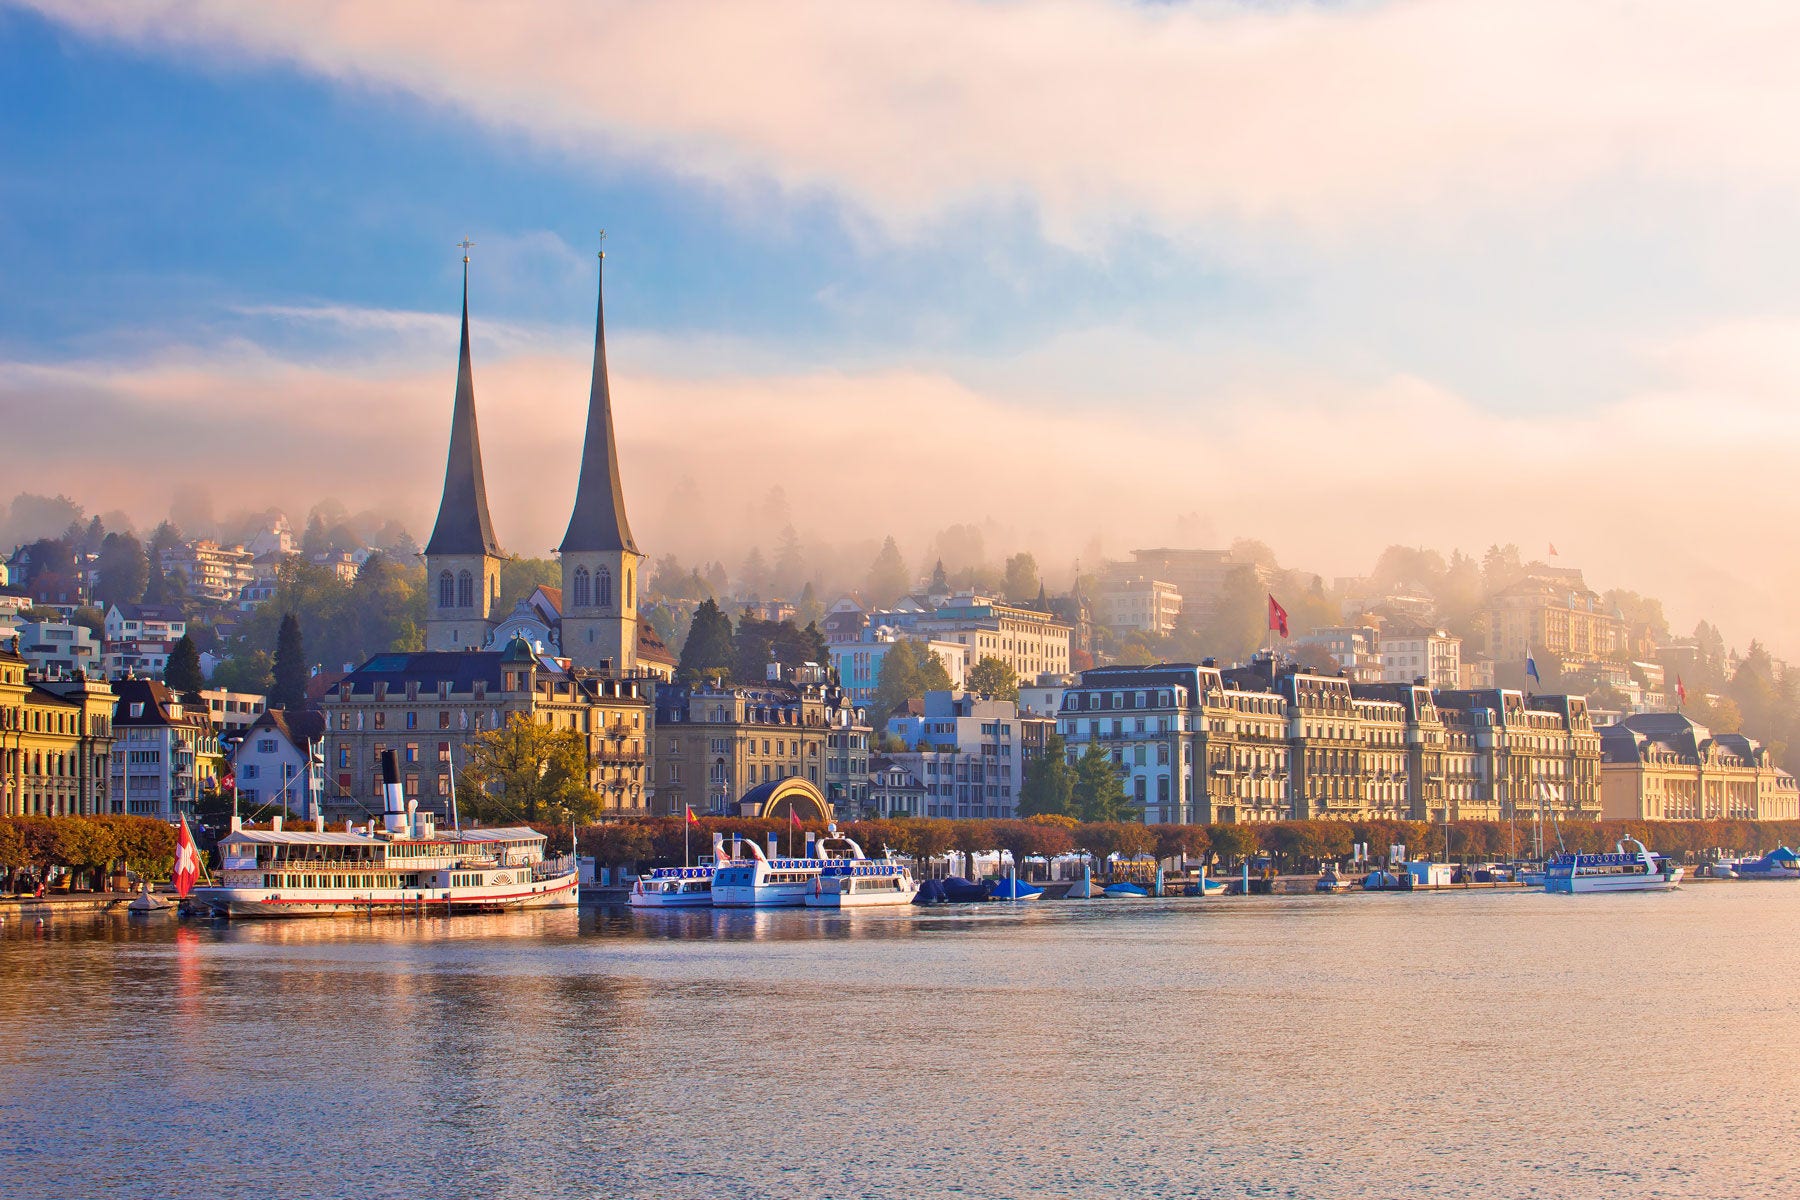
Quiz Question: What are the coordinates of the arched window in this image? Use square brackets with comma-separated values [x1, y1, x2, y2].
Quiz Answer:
[572, 567, 590, 608]
[625, 569, 633, 609]
[598, 567, 612, 609]
[438, 571, 455, 609]
[457, 570, 473, 608]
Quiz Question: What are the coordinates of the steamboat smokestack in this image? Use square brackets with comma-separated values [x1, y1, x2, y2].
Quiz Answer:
[380, 749, 406, 835]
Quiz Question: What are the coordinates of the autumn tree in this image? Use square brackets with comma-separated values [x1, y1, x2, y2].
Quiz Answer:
[458, 713, 598, 823]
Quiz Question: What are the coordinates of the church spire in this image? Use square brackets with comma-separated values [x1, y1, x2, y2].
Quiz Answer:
[560, 244, 638, 555]
[424, 249, 502, 558]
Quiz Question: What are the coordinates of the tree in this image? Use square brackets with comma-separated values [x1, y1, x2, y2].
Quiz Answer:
[872, 640, 953, 726]
[967, 656, 1019, 702]
[270, 613, 308, 713]
[1018, 733, 1074, 817]
[677, 598, 736, 681]
[1208, 823, 1261, 864]
[69, 606, 105, 643]
[1072, 742, 1130, 823]
[164, 635, 205, 694]
[1001, 552, 1040, 605]
[212, 649, 273, 696]
[458, 713, 598, 823]
[95, 531, 149, 607]
[865, 536, 910, 606]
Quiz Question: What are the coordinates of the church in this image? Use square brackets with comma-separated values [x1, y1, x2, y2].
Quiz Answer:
[422, 246, 674, 680]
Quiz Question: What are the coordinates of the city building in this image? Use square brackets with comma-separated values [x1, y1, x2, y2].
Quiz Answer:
[1112, 548, 1274, 619]
[883, 691, 1044, 820]
[161, 539, 256, 604]
[1017, 677, 1070, 719]
[828, 627, 967, 705]
[1432, 689, 1602, 822]
[230, 708, 324, 816]
[653, 678, 843, 817]
[1292, 625, 1382, 683]
[199, 688, 267, 734]
[823, 703, 874, 816]
[1098, 576, 1182, 638]
[1377, 626, 1461, 689]
[1598, 714, 1800, 821]
[0, 638, 115, 816]
[1487, 566, 1627, 667]
[914, 594, 1071, 681]
[13, 620, 102, 680]
[102, 640, 175, 680]
[104, 603, 187, 645]
[866, 754, 928, 817]
[323, 638, 653, 821]
[110, 677, 220, 820]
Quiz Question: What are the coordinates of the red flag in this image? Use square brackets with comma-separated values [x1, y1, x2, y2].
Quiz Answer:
[685, 805, 700, 827]
[220, 771, 235, 792]
[172, 815, 200, 898]
[1548, 543, 1559, 557]
[1267, 594, 1289, 638]
[789, 808, 802, 829]
[1676, 676, 1688, 706]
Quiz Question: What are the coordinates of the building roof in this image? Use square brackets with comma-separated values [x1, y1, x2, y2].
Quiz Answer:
[112, 676, 207, 728]
[637, 622, 677, 667]
[559, 256, 638, 555]
[336, 650, 521, 697]
[424, 265, 503, 558]
[245, 707, 326, 751]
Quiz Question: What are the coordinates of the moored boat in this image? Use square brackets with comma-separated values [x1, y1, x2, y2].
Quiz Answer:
[1544, 837, 1683, 894]
[629, 833, 735, 908]
[187, 751, 577, 918]
[806, 858, 917, 908]
[1316, 870, 1352, 893]
[1103, 881, 1148, 898]
[1735, 847, 1800, 880]
[990, 876, 1044, 901]
[712, 824, 870, 908]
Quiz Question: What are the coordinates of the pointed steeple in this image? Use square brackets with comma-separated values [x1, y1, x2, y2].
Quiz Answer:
[560, 249, 638, 555]
[424, 258, 502, 557]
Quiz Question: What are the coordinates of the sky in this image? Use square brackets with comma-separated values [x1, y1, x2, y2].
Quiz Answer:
[5, 0, 1800, 651]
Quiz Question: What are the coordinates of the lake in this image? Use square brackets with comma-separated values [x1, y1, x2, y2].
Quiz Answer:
[2, 884, 1796, 1199]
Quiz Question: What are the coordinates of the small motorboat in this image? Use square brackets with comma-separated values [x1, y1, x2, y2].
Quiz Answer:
[913, 878, 949, 905]
[127, 883, 173, 915]
[1183, 877, 1226, 897]
[940, 876, 994, 903]
[1065, 864, 1103, 899]
[990, 876, 1045, 901]
[1315, 870, 1352, 893]
[1103, 881, 1149, 898]
[1736, 847, 1800, 880]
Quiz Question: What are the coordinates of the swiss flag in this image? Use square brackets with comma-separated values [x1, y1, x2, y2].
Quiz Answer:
[172, 815, 200, 898]
[1676, 676, 1688, 706]
[1267, 594, 1289, 638]
[685, 805, 700, 827]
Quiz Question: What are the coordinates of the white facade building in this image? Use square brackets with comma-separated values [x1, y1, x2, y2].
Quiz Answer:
[1377, 627, 1462, 689]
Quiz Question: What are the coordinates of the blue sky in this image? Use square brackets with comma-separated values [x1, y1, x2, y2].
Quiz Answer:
[7, 0, 1800, 649]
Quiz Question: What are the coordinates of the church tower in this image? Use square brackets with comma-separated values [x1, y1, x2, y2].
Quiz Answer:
[559, 246, 642, 674]
[424, 251, 504, 652]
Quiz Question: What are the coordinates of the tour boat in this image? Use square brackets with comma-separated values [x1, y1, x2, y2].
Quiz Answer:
[711, 824, 866, 908]
[187, 751, 577, 918]
[629, 834, 736, 908]
[1734, 847, 1800, 880]
[805, 858, 918, 908]
[1543, 837, 1684, 894]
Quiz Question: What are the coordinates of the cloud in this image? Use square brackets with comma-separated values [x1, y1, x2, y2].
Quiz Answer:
[25, 0, 1800, 241]
[5, 309, 1800, 652]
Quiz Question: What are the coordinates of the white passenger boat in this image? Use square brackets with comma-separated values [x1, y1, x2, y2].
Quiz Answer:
[711, 824, 872, 908]
[1544, 837, 1684, 894]
[188, 750, 577, 918]
[805, 858, 917, 908]
[630, 836, 739, 909]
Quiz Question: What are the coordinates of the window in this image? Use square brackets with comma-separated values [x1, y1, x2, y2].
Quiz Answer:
[373, 712, 385, 730]
[241, 764, 259, 780]
[405, 743, 419, 764]
[572, 567, 591, 608]
[598, 568, 613, 609]
[405, 712, 417, 730]
[256, 738, 277, 753]
[439, 711, 451, 729]
[438, 571, 454, 608]
[457, 570, 473, 608]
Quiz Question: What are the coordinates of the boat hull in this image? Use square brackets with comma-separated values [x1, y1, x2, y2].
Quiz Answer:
[627, 890, 714, 908]
[188, 869, 579, 918]
[805, 886, 919, 908]
[711, 880, 815, 908]
[1545, 868, 1684, 894]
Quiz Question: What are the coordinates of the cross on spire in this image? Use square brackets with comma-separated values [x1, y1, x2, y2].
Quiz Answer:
[458, 237, 475, 263]
[598, 229, 606, 260]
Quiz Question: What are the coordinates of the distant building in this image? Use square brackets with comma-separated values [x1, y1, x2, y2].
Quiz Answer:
[14, 620, 102, 680]
[883, 691, 1045, 820]
[1487, 565, 1626, 667]
[1098, 576, 1182, 638]
[867, 754, 928, 818]
[161, 539, 257, 603]
[1377, 626, 1461, 689]
[1112, 548, 1273, 621]
[110, 677, 221, 820]
[199, 688, 267, 734]
[1458, 659, 1497, 689]
[1, 639, 115, 816]
[1599, 714, 1799, 821]
[828, 628, 967, 706]
[230, 709, 324, 816]
[1292, 625, 1383, 683]
[653, 677, 847, 817]
[323, 639, 652, 821]
[104, 603, 187, 645]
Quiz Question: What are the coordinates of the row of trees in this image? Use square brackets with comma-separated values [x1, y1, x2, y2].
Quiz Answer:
[672, 598, 830, 687]
[0, 816, 178, 892]
[566, 814, 1800, 879]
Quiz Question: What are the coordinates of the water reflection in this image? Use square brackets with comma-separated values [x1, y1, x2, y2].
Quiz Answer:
[2, 888, 1797, 1198]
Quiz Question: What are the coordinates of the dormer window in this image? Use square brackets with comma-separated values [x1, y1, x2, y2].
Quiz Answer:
[130, 702, 144, 718]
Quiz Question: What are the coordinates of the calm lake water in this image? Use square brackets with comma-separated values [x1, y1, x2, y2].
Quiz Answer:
[2, 885, 1797, 1199]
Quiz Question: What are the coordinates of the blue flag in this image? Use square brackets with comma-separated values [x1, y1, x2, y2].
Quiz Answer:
[1525, 651, 1541, 684]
